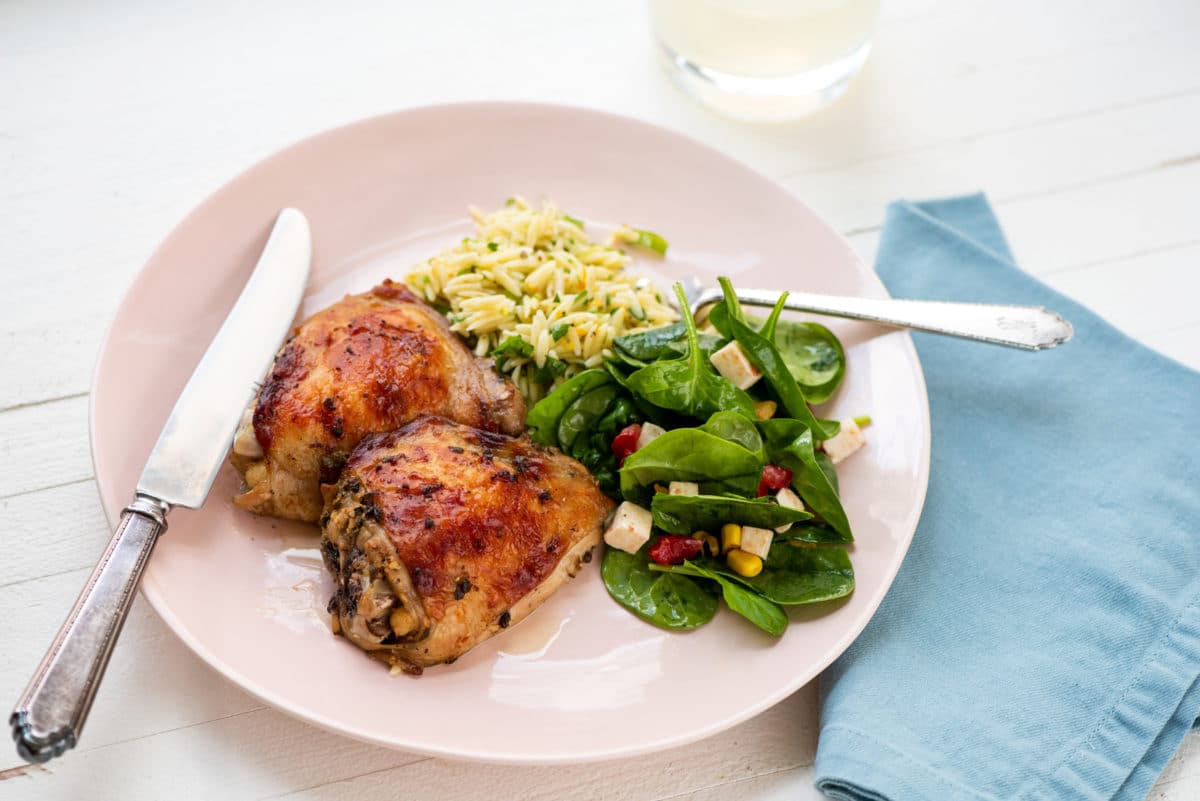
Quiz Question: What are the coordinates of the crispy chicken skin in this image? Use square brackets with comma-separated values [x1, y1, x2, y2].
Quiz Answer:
[230, 280, 525, 522]
[321, 416, 613, 672]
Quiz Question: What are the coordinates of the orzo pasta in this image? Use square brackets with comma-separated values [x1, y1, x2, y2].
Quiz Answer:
[405, 198, 677, 402]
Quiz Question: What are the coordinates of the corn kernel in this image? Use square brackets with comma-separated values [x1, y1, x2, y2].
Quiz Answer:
[754, 400, 777, 421]
[727, 550, 763, 577]
[704, 534, 721, 557]
[721, 523, 742, 554]
[691, 529, 710, 541]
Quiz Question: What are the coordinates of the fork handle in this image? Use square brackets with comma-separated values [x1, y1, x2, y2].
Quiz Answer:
[718, 288, 1073, 350]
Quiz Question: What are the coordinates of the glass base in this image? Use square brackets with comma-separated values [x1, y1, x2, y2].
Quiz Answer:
[656, 40, 872, 122]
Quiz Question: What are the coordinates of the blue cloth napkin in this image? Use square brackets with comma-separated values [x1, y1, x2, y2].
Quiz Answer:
[814, 195, 1200, 801]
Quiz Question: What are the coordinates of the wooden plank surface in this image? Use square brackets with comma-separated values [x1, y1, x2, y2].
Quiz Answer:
[1, 1, 1196, 799]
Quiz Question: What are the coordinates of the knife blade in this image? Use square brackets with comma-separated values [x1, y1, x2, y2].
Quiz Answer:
[9, 208, 312, 763]
[138, 207, 311, 508]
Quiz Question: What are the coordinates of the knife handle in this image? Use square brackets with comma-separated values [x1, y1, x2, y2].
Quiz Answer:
[9, 494, 169, 763]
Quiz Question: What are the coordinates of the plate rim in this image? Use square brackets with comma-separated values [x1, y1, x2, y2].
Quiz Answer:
[88, 100, 931, 765]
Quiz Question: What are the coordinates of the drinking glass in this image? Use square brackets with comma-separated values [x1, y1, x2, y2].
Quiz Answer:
[649, 0, 882, 121]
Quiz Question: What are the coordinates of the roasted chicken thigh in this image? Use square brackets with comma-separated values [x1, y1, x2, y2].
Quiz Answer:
[321, 416, 613, 672]
[231, 280, 525, 521]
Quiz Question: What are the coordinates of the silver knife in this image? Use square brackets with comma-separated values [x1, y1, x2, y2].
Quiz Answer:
[9, 208, 312, 763]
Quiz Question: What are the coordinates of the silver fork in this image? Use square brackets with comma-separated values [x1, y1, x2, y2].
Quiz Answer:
[678, 278, 1073, 350]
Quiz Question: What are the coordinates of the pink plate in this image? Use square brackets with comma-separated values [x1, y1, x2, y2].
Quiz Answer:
[90, 103, 930, 764]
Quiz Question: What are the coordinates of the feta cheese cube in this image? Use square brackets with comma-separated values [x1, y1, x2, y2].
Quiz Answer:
[668, 481, 699, 496]
[740, 526, 774, 560]
[822, 418, 867, 464]
[774, 487, 805, 533]
[603, 501, 653, 554]
[776, 487, 805, 511]
[709, 341, 762, 390]
[636, 422, 666, 450]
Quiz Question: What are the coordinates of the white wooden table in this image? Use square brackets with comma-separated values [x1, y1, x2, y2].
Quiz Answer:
[2, 1, 1198, 798]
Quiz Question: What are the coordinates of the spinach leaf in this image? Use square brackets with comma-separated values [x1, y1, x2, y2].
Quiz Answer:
[772, 320, 845, 404]
[708, 281, 838, 440]
[662, 546, 853, 608]
[567, 396, 638, 497]
[759, 300, 786, 343]
[751, 543, 854, 605]
[759, 419, 852, 541]
[700, 410, 765, 461]
[657, 561, 787, 636]
[650, 493, 811, 535]
[745, 313, 846, 404]
[615, 323, 723, 365]
[817, 419, 841, 440]
[815, 450, 839, 495]
[558, 384, 620, 453]
[526, 369, 611, 446]
[604, 357, 636, 386]
[614, 323, 686, 361]
[604, 360, 682, 429]
[619, 428, 762, 503]
[720, 577, 788, 635]
[777, 522, 851, 545]
[663, 332, 723, 362]
[602, 547, 717, 630]
[593, 396, 638, 444]
[624, 283, 756, 422]
[609, 349, 651, 370]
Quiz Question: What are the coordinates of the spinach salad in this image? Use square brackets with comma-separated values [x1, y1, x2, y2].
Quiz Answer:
[526, 277, 867, 636]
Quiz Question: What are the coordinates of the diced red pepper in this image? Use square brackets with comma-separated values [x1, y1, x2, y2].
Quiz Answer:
[756, 464, 794, 497]
[647, 535, 705, 566]
[612, 423, 642, 465]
